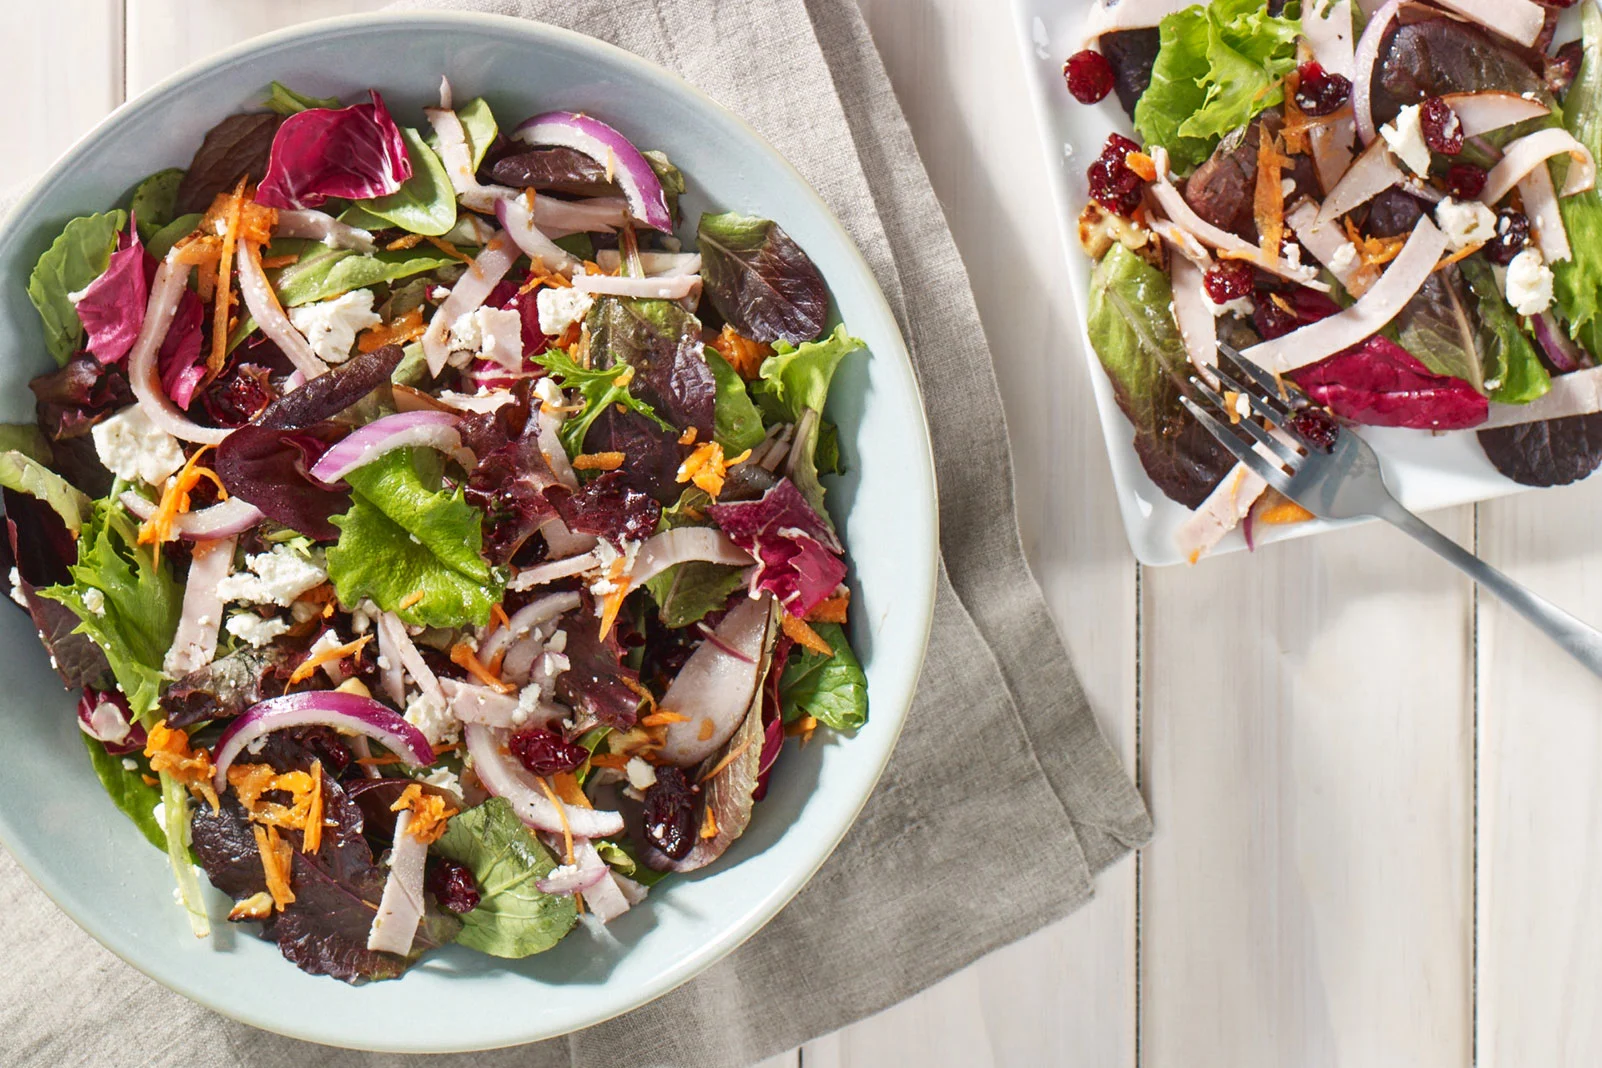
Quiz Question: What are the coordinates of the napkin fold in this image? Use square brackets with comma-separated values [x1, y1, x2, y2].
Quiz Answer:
[0, 0, 1150, 1063]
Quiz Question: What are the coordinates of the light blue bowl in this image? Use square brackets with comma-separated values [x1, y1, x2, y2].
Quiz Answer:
[0, 13, 937, 1053]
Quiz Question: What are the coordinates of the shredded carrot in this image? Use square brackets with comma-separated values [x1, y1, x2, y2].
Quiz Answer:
[227, 762, 317, 830]
[551, 772, 593, 810]
[304, 760, 324, 854]
[254, 824, 296, 911]
[780, 613, 835, 657]
[639, 710, 691, 727]
[1280, 82, 1312, 156]
[207, 178, 248, 375]
[806, 592, 850, 624]
[1123, 150, 1158, 182]
[519, 269, 573, 295]
[700, 806, 719, 839]
[1342, 218, 1405, 268]
[287, 634, 372, 686]
[572, 451, 626, 471]
[708, 324, 771, 379]
[425, 236, 473, 263]
[141, 774, 159, 787]
[1257, 496, 1316, 525]
[678, 426, 698, 446]
[586, 753, 631, 769]
[357, 306, 428, 353]
[145, 721, 220, 810]
[621, 676, 658, 714]
[451, 642, 516, 694]
[397, 589, 427, 610]
[490, 603, 512, 633]
[389, 783, 459, 843]
[386, 233, 426, 251]
[699, 738, 754, 783]
[675, 441, 750, 498]
[1435, 242, 1485, 272]
[785, 715, 818, 742]
[1254, 130, 1289, 261]
[536, 777, 575, 864]
[136, 445, 228, 559]
[597, 578, 630, 642]
[1223, 389, 1244, 426]
[259, 253, 300, 269]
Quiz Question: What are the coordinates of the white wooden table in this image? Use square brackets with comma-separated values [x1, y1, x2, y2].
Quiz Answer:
[8, 1, 1600, 1064]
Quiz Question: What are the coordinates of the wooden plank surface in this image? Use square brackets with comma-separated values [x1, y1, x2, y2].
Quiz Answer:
[0, 0, 122, 189]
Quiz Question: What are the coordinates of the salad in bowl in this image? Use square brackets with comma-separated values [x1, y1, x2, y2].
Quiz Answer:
[1067, 0, 1602, 561]
[1, 76, 868, 984]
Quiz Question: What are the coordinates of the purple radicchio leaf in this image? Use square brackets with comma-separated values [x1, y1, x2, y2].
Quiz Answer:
[1291, 336, 1489, 431]
[30, 355, 134, 443]
[72, 220, 147, 365]
[158, 285, 206, 410]
[706, 477, 846, 619]
[256, 92, 413, 210]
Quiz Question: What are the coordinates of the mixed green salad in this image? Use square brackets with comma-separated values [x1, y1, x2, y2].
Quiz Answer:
[1068, 0, 1602, 560]
[1, 78, 870, 982]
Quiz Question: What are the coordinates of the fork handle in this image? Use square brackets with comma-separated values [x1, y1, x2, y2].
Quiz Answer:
[1379, 503, 1602, 677]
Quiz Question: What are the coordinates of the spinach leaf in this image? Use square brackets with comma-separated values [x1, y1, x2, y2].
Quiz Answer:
[268, 240, 457, 307]
[148, 213, 202, 260]
[697, 211, 829, 344]
[359, 127, 457, 236]
[1397, 270, 1483, 392]
[431, 797, 577, 958]
[587, 297, 717, 435]
[778, 622, 867, 731]
[129, 169, 185, 241]
[265, 81, 339, 116]
[27, 211, 127, 365]
[1461, 257, 1550, 405]
[752, 324, 864, 425]
[1555, 1, 1602, 358]
[82, 734, 166, 852]
[1085, 245, 1233, 507]
[0, 450, 91, 533]
[705, 347, 766, 453]
[532, 344, 674, 459]
[327, 449, 503, 628]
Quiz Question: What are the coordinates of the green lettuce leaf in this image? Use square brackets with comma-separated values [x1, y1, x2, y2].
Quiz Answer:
[82, 734, 167, 852]
[644, 491, 746, 627]
[1133, 0, 1302, 174]
[0, 424, 51, 462]
[752, 324, 864, 424]
[327, 449, 502, 628]
[778, 622, 867, 731]
[1554, 0, 1602, 357]
[705, 347, 767, 453]
[1397, 272, 1483, 390]
[264, 81, 339, 115]
[359, 127, 457, 236]
[129, 169, 185, 241]
[430, 797, 578, 957]
[530, 346, 673, 458]
[27, 211, 128, 365]
[1461, 257, 1551, 405]
[39, 501, 181, 722]
[427, 97, 497, 170]
[643, 150, 685, 225]
[268, 240, 459, 308]
[148, 213, 202, 260]
[0, 450, 91, 533]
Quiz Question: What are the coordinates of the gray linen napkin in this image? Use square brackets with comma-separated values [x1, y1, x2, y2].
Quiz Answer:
[0, 0, 1151, 1063]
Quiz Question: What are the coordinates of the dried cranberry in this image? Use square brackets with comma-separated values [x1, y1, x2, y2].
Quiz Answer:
[1486, 210, 1530, 266]
[1087, 133, 1146, 217]
[1203, 260, 1254, 304]
[1064, 49, 1116, 104]
[1290, 408, 1340, 453]
[1419, 97, 1463, 156]
[1253, 294, 1304, 340]
[1444, 163, 1487, 200]
[427, 858, 481, 914]
[642, 766, 699, 861]
[507, 728, 590, 777]
[200, 362, 277, 428]
[1293, 62, 1351, 117]
[1548, 41, 1584, 95]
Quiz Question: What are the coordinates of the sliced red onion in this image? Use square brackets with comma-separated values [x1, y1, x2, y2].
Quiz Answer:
[512, 112, 673, 232]
[508, 552, 599, 592]
[1433, 0, 1544, 48]
[537, 407, 578, 488]
[1316, 136, 1406, 225]
[657, 594, 773, 767]
[1533, 312, 1585, 373]
[479, 591, 581, 665]
[128, 256, 231, 445]
[495, 197, 581, 275]
[422, 231, 520, 376]
[1482, 129, 1597, 207]
[541, 517, 598, 557]
[594, 250, 702, 276]
[212, 691, 435, 790]
[236, 241, 329, 380]
[377, 611, 443, 703]
[425, 105, 517, 214]
[572, 271, 699, 300]
[367, 809, 429, 956]
[162, 534, 237, 677]
[1439, 92, 1550, 138]
[119, 494, 264, 539]
[631, 527, 754, 589]
[533, 196, 629, 236]
[1243, 218, 1449, 374]
[307, 411, 464, 484]
[77, 690, 144, 754]
[534, 840, 610, 895]
[1517, 163, 1571, 263]
[1353, 0, 1403, 146]
[273, 209, 375, 252]
[463, 722, 625, 837]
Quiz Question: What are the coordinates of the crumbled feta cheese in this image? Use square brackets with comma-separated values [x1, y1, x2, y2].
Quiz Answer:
[625, 757, 658, 791]
[350, 600, 376, 635]
[153, 801, 166, 827]
[225, 612, 291, 648]
[1380, 104, 1432, 177]
[121, 757, 139, 771]
[1233, 392, 1252, 420]
[404, 689, 457, 747]
[290, 600, 321, 624]
[513, 683, 542, 727]
[82, 587, 106, 617]
[287, 289, 381, 364]
[1282, 243, 1301, 269]
[419, 766, 462, 796]
[90, 406, 187, 486]
[1505, 248, 1555, 316]
[376, 654, 392, 671]
[547, 629, 567, 654]
[1280, 178, 1296, 198]
[534, 376, 566, 410]
[448, 310, 484, 354]
[1434, 198, 1497, 252]
[1205, 294, 1254, 319]
[216, 544, 327, 607]
[536, 286, 594, 337]
[1327, 241, 1357, 274]
[477, 307, 524, 368]
[8, 567, 26, 609]
[540, 651, 571, 679]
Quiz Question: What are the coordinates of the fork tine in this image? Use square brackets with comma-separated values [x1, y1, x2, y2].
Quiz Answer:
[1211, 351, 1292, 420]
[1180, 396, 1292, 493]
[1188, 373, 1302, 465]
[1208, 363, 1307, 453]
[1215, 340, 1325, 453]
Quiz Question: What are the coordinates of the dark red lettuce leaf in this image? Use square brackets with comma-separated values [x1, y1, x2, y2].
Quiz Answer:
[190, 795, 268, 900]
[1479, 413, 1602, 486]
[160, 645, 281, 729]
[1291, 336, 1489, 430]
[1185, 114, 1318, 241]
[215, 423, 348, 540]
[464, 429, 562, 565]
[486, 146, 609, 191]
[696, 212, 828, 344]
[584, 405, 690, 507]
[73, 222, 147, 365]
[256, 92, 412, 210]
[344, 777, 458, 843]
[555, 470, 660, 545]
[175, 112, 284, 215]
[706, 478, 846, 619]
[1100, 29, 1161, 118]
[4, 489, 113, 691]
[454, 376, 532, 458]
[254, 344, 403, 429]
[752, 631, 792, 803]
[587, 297, 716, 435]
[30, 355, 133, 442]
[1373, 18, 1545, 130]
[159, 286, 206, 410]
[556, 598, 644, 729]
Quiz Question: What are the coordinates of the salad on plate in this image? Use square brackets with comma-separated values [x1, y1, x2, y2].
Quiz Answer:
[1067, 0, 1602, 560]
[0, 77, 870, 982]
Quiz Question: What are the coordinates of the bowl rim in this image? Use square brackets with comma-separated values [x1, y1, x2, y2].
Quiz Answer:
[0, 9, 939, 1052]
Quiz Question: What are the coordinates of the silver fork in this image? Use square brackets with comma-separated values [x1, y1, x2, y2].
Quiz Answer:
[1181, 342, 1602, 678]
